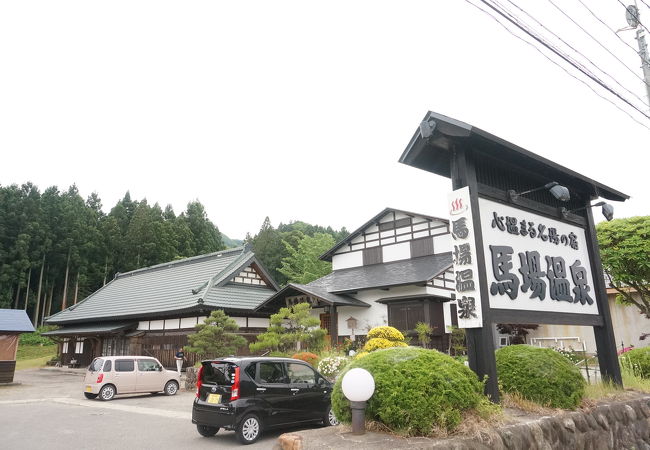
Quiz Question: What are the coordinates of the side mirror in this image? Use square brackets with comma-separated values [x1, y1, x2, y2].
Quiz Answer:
[158, 366, 164, 371]
[317, 378, 327, 387]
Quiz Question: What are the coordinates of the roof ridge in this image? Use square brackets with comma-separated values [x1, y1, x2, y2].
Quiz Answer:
[115, 247, 244, 279]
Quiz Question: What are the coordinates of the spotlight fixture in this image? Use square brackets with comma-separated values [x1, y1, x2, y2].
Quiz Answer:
[419, 119, 436, 139]
[507, 181, 570, 203]
[561, 201, 614, 221]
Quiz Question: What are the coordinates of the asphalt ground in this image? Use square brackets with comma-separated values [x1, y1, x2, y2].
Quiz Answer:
[0, 368, 321, 449]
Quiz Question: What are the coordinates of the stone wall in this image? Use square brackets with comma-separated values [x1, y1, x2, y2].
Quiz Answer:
[278, 396, 650, 450]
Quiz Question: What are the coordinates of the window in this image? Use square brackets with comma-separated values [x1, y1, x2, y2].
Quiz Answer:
[103, 360, 112, 372]
[138, 359, 160, 372]
[410, 237, 434, 258]
[62, 339, 69, 354]
[258, 362, 287, 384]
[287, 363, 316, 384]
[202, 362, 237, 385]
[88, 358, 104, 372]
[362, 246, 382, 265]
[115, 359, 135, 372]
[75, 340, 84, 354]
[245, 363, 257, 381]
[388, 302, 425, 332]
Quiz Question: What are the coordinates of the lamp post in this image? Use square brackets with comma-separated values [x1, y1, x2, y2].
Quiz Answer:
[341, 368, 375, 435]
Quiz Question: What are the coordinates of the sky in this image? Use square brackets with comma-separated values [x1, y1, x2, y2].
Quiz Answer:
[1, 1, 648, 240]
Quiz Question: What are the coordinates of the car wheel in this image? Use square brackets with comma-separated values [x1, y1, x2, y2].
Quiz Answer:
[164, 380, 179, 396]
[196, 424, 220, 437]
[236, 414, 262, 445]
[84, 392, 98, 400]
[323, 407, 339, 426]
[99, 384, 116, 401]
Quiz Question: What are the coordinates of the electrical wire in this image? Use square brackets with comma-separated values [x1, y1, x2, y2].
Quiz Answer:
[616, 0, 650, 35]
[503, 0, 648, 106]
[475, 0, 650, 120]
[463, 0, 650, 129]
[576, 0, 650, 66]
[545, 0, 650, 94]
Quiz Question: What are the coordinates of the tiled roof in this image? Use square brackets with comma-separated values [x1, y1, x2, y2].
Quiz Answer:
[0, 309, 35, 333]
[315, 253, 453, 293]
[42, 322, 136, 336]
[46, 247, 277, 325]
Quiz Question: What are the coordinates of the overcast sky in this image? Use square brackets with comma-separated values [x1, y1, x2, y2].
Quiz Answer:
[1, 1, 648, 240]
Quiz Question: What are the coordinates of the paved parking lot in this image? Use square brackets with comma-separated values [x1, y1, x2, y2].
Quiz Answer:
[0, 368, 308, 449]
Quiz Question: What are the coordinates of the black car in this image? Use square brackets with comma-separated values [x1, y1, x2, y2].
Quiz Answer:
[191, 356, 339, 444]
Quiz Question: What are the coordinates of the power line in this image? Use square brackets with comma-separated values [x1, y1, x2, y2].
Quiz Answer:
[502, 0, 648, 106]
[545, 0, 650, 93]
[463, 0, 650, 128]
[575, 0, 650, 65]
[474, 0, 650, 119]
[615, 0, 650, 35]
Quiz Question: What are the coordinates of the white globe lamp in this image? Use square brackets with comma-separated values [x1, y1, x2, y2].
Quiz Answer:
[341, 368, 375, 434]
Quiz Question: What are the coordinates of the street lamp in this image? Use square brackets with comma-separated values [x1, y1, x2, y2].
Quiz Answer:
[341, 368, 375, 435]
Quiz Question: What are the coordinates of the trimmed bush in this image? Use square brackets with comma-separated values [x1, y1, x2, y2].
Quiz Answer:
[620, 346, 650, 378]
[291, 352, 319, 366]
[367, 326, 404, 342]
[332, 347, 485, 434]
[496, 345, 585, 409]
[363, 338, 407, 352]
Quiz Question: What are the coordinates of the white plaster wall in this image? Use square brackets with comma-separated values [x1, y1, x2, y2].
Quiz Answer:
[433, 233, 452, 253]
[332, 251, 363, 270]
[164, 318, 179, 330]
[149, 320, 164, 330]
[382, 242, 411, 263]
[248, 317, 270, 328]
[525, 293, 649, 353]
[425, 286, 454, 299]
[180, 317, 198, 329]
[443, 301, 453, 332]
[232, 317, 247, 327]
[137, 321, 149, 330]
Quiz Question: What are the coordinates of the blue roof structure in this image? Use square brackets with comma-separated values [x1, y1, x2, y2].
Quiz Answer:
[0, 309, 35, 333]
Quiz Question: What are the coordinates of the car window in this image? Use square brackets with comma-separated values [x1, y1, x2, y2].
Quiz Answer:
[103, 359, 112, 372]
[115, 359, 135, 372]
[245, 363, 256, 380]
[202, 362, 237, 385]
[88, 358, 104, 372]
[287, 363, 316, 384]
[258, 362, 287, 384]
[138, 359, 159, 372]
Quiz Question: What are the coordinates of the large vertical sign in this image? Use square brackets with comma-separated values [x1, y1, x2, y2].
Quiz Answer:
[448, 186, 483, 328]
[479, 198, 599, 315]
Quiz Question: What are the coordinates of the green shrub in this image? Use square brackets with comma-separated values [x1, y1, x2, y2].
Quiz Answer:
[496, 345, 585, 409]
[19, 325, 57, 346]
[332, 347, 485, 435]
[620, 346, 650, 378]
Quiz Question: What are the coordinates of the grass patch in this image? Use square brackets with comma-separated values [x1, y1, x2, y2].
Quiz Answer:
[16, 354, 56, 371]
[501, 392, 556, 415]
[16, 344, 57, 361]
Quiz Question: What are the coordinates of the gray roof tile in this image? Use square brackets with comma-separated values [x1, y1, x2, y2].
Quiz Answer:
[0, 309, 35, 333]
[46, 247, 277, 325]
[313, 253, 453, 293]
[42, 322, 136, 336]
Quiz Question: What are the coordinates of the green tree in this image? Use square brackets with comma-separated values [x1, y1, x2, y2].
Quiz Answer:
[278, 232, 335, 284]
[597, 216, 650, 317]
[185, 310, 247, 356]
[249, 303, 326, 354]
[415, 322, 432, 348]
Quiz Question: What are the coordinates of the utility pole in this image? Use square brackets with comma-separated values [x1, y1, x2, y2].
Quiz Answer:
[625, 3, 650, 105]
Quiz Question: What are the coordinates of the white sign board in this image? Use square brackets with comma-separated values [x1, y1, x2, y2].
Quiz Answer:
[448, 187, 483, 328]
[479, 198, 599, 316]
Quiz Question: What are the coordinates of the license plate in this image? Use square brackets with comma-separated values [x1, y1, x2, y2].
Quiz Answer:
[85, 386, 92, 392]
[207, 394, 222, 404]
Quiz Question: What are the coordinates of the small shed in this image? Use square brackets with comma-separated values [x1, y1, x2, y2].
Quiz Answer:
[0, 309, 35, 383]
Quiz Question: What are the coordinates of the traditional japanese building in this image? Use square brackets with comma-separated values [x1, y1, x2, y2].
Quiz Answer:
[44, 246, 278, 368]
[256, 208, 457, 351]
